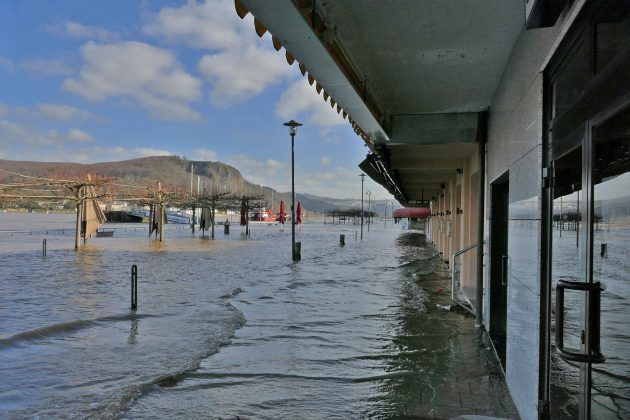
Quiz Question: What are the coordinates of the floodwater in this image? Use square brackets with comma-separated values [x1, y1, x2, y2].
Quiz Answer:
[550, 225, 630, 418]
[1, 213, 506, 419]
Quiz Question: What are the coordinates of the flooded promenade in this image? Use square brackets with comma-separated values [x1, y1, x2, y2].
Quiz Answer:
[0, 213, 517, 418]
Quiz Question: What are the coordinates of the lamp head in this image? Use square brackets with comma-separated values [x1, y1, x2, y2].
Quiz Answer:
[283, 120, 303, 136]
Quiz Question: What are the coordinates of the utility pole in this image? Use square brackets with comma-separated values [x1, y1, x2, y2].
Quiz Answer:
[359, 173, 366, 240]
[190, 163, 194, 195]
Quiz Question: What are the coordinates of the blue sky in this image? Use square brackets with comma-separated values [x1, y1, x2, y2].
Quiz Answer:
[0, 0, 391, 199]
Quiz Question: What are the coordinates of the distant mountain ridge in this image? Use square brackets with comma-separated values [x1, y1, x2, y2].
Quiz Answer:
[0, 155, 381, 214]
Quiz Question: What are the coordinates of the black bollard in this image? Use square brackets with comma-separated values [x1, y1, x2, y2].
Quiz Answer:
[293, 241, 302, 261]
[131, 265, 138, 310]
[600, 243, 608, 258]
[340, 234, 345, 246]
[42, 239, 47, 257]
[224, 224, 230, 235]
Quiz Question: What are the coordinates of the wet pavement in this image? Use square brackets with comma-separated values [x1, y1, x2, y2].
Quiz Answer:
[397, 258, 520, 419]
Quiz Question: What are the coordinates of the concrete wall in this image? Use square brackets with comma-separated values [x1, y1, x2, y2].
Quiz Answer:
[484, 4, 583, 417]
[426, 153, 480, 308]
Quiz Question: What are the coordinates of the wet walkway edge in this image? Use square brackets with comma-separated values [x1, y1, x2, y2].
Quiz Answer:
[399, 243, 520, 419]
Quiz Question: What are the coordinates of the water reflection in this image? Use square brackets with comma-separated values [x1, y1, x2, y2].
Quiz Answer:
[2, 220, 517, 418]
[128, 315, 138, 345]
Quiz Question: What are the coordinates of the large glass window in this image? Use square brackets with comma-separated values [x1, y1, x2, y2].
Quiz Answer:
[590, 107, 630, 419]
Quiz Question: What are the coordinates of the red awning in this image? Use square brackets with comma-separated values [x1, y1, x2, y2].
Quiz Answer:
[392, 207, 431, 219]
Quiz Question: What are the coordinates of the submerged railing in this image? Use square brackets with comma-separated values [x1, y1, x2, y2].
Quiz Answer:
[451, 243, 477, 315]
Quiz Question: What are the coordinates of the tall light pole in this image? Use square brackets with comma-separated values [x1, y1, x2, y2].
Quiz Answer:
[384, 200, 388, 228]
[284, 119, 302, 261]
[359, 173, 365, 240]
[366, 191, 372, 232]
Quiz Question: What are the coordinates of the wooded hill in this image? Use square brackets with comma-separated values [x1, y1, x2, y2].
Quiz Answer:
[0, 155, 360, 214]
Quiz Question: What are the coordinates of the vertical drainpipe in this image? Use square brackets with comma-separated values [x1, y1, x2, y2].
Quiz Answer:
[476, 111, 488, 328]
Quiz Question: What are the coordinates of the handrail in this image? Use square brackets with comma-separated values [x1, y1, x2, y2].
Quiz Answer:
[451, 243, 478, 315]
[453, 243, 477, 258]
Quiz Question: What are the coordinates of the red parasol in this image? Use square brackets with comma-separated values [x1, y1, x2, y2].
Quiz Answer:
[296, 201, 303, 224]
[279, 200, 285, 224]
[240, 197, 247, 226]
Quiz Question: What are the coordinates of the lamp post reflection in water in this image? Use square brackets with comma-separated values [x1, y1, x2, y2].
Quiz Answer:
[366, 190, 372, 232]
[283, 119, 302, 261]
[359, 173, 366, 240]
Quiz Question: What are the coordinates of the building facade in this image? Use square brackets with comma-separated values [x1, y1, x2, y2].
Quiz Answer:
[236, 1, 630, 418]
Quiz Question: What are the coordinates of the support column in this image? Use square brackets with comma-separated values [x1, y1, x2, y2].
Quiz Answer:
[74, 197, 82, 250]
[475, 112, 487, 328]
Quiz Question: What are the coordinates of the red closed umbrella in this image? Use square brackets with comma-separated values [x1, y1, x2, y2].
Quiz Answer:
[279, 200, 285, 224]
[240, 197, 246, 226]
[296, 201, 303, 224]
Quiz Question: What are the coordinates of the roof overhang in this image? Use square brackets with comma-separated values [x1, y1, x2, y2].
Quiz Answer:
[238, 0, 524, 204]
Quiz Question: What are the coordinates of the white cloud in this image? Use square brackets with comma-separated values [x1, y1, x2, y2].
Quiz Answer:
[21, 59, 73, 76]
[0, 120, 94, 145]
[38, 146, 172, 163]
[64, 21, 116, 41]
[295, 165, 391, 199]
[191, 148, 218, 161]
[276, 79, 345, 127]
[0, 120, 173, 162]
[144, 0, 294, 106]
[0, 103, 9, 118]
[62, 146, 171, 163]
[63, 41, 203, 122]
[228, 153, 287, 186]
[0, 56, 13, 67]
[68, 128, 94, 143]
[320, 156, 331, 165]
[36, 103, 101, 122]
[0, 120, 54, 145]
[143, 0, 242, 50]
[198, 45, 292, 106]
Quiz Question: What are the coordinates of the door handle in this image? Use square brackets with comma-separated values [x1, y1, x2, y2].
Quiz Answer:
[555, 280, 606, 363]
[501, 255, 508, 286]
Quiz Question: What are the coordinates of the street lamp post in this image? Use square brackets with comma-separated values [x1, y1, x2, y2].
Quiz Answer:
[384, 200, 388, 228]
[284, 120, 303, 261]
[359, 173, 365, 240]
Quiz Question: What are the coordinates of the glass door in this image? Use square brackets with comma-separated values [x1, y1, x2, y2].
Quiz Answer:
[550, 145, 588, 419]
[550, 105, 630, 419]
[589, 106, 630, 419]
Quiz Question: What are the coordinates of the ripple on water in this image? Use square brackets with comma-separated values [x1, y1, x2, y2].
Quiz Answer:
[1, 221, 512, 418]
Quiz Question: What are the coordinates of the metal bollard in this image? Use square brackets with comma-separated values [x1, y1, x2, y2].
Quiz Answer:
[293, 241, 302, 261]
[340, 234, 345, 246]
[42, 239, 47, 257]
[131, 265, 138, 310]
[600, 243, 608, 258]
